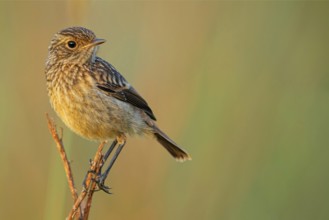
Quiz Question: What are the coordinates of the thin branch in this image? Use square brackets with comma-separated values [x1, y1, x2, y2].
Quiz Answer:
[46, 113, 79, 203]
[47, 113, 109, 220]
[83, 142, 107, 220]
[67, 142, 106, 220]
[82, 142, 106, 220]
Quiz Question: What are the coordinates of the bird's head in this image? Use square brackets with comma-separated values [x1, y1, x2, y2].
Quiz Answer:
[47, 27, 105, 65]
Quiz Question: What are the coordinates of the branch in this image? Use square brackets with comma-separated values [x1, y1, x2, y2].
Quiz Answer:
[46, 113, 107, 220]
[67, 142, 105, 220]
[83, 143, 105, 220]
[46, 114, 79, 203]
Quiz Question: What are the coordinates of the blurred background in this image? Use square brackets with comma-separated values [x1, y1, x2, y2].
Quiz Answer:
[1, 1, 329, 220]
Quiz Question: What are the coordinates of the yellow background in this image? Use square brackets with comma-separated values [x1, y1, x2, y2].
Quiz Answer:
[1, 1, 329, 220]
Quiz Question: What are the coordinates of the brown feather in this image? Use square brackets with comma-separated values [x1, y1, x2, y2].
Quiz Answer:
[97, 84, 156, 120]
[153, 127, 191, 162]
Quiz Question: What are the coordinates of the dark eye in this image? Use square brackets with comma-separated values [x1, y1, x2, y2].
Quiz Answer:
[67, 41, 77, 48]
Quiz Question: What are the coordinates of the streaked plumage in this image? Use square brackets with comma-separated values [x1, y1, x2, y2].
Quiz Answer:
[45, 27, 191, 162]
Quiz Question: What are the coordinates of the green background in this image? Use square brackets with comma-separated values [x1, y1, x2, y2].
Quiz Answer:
[1, 1, 329, 220]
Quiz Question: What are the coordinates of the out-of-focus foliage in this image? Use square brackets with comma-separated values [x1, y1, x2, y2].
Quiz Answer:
[1, 1, 329, 220]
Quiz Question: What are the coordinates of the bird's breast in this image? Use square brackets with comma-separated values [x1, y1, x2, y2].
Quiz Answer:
[47, 64, 151, 141]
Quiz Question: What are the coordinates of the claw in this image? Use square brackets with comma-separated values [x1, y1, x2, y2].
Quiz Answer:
[98, 184, 112, 194]
[94, 175, 112, 194]
[83, 139, 124, 194]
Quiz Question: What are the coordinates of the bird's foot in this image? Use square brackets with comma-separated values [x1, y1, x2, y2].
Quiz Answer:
[95, 174, 112, 194]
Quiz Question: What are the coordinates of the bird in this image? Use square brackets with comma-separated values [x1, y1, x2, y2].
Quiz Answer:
[45, 27, 191, 185]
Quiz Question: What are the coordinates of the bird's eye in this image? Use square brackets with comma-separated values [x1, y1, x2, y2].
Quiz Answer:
[67, 41, 77, 49]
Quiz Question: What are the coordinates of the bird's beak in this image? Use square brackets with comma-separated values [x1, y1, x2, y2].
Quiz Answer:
[84, 38, 106, 48]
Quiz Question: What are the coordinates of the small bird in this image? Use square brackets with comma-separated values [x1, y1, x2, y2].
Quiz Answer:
[45, 27, 191, 175]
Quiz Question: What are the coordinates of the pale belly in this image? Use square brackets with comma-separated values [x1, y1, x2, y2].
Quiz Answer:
[50, 87, 151, 141]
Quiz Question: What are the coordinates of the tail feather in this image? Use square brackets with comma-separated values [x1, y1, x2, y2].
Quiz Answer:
[154, 129, 191, 162]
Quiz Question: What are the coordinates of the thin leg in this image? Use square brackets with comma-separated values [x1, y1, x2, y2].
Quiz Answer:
[103, 139, 118, 164]
[98, 140, 126, 193]
[83, 140, 117, 188]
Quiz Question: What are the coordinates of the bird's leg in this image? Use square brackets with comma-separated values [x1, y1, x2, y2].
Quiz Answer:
[100, 139, 118, 172]
[97, 135, 126, 193]
[82, 140, 117, 189]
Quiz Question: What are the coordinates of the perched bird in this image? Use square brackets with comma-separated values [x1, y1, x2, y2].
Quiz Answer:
[45, 27, 191, 170]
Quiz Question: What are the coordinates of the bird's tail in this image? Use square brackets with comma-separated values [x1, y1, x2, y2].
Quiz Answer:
[153, 128, 191, 162]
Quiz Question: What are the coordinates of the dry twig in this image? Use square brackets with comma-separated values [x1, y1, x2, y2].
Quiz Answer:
[46, 113, 106, 220]
[68, 142, 106, 220]
[46, 113, 78, 203]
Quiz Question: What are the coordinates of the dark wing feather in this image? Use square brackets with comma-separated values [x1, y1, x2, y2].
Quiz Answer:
[93, 57, 156, 120]
[97, 84, 156, 120]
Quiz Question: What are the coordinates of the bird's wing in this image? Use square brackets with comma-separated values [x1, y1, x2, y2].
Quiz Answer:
[93, 57, 157, 121]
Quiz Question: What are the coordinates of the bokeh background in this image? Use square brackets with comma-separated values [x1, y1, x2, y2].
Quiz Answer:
[1, 1, 329, 220]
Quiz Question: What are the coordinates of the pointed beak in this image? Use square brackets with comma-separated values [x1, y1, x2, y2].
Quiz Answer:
[84, 38, 106, 48]
[92, 38, 106, 46]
